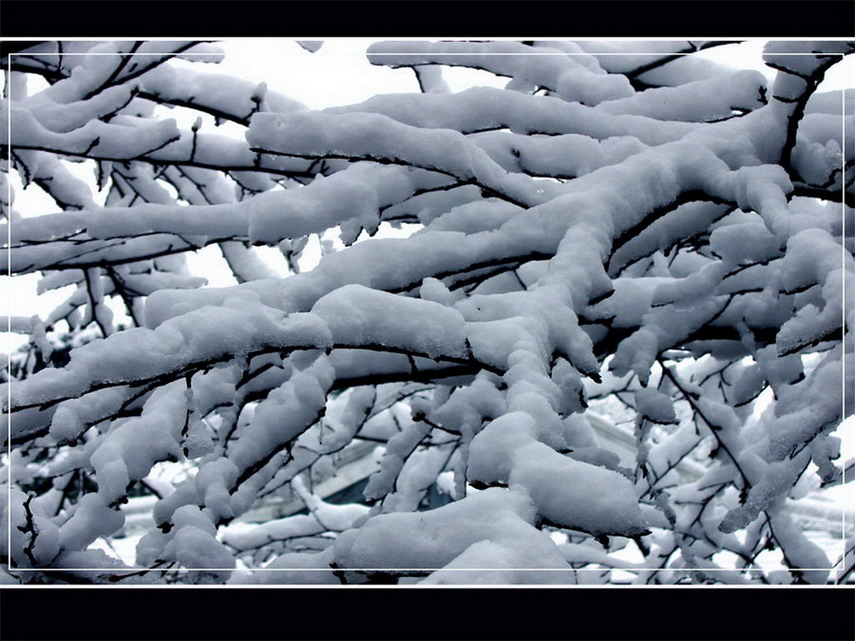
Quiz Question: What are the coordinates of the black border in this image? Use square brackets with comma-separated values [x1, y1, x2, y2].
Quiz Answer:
[1, 586, 854, 640]
[2, 2, 854, 641]
[0, 1, 854, 38]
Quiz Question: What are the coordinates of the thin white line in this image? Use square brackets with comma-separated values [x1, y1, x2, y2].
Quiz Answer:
[2, 37, 853, 42]
[6, 51, 14, 573]
[840, 84, 847, 584]
[8, 51, 846, 56]
[5, 582, 836, 590]
[3, 46, 850, 578]
[368, 52, 840, 56]
[11, 561, 841, 575]
[7, 566, 826, 572]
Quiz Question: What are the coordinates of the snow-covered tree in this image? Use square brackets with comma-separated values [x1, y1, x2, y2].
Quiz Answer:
[1, 39, 853, 585]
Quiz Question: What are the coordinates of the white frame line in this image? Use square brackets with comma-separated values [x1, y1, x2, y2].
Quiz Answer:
[2, 44, 851, 578]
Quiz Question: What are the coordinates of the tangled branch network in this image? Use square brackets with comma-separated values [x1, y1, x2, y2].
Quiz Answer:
[1, 39, 853, 584]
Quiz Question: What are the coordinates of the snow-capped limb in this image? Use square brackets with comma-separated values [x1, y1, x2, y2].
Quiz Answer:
[5, 284, 494, 437]
[594, 69, 768, 122]
[137, 64, 307, 123]
[4, 300, 330, 412]
[9, 150, 97, 211]
[247, 110, 552, 208]
[367, 40, 635, 106]
[467, 412, 647, 537]
[6, 103, 182, 159]
[327, 86, 699, 144]
[5, 111, 315, 187]
[246, 163, 450, 244]
[332, 487, 569, 573]
[467, 130, 647, 180]
[16, 84, 137, 135]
